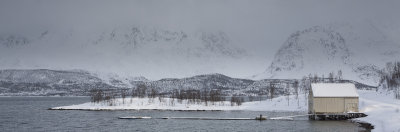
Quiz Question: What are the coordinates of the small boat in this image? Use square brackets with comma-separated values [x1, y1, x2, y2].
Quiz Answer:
[255, 117, 267, 120]
[255, 115, 267, 120]
[119, 116, 152, 119]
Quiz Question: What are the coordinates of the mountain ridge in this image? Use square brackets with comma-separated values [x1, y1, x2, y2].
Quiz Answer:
[254, 23, 400, 86]
[0, 69, 376, 96]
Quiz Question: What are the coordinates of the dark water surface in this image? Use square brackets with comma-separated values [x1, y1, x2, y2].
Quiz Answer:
[0, 97, 366, 132]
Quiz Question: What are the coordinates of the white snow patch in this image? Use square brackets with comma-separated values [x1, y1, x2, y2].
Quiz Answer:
[51, 89, 400, 131]
[355, 90, 400, 132]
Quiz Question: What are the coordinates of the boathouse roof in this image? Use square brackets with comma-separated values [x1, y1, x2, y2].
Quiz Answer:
[311, 83, 359, 98]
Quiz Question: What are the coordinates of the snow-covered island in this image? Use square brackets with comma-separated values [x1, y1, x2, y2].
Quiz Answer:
[50, 94, 307, 111]
[51, 89, 400, 131]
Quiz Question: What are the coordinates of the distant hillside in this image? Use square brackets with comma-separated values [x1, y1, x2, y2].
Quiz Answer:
[0, 69, 376, 96]
[0, 69, 115, 96]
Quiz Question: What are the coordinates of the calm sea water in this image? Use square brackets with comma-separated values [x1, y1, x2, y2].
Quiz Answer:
[0, 97, 366, 132]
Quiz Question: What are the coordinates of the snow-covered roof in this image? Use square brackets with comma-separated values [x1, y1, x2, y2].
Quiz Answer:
[311, 83, 359, 97]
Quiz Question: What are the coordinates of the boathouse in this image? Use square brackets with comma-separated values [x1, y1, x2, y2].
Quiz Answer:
[308, 83, 359, 114]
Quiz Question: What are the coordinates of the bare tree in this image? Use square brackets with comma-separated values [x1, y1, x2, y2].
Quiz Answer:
[158, 93, 165, 103]
[202, 88, 209, 106]
[136, 84, 147, 98]
[248, 95, 255, 102]
[313, 74, 318, 83]
[121, 89, 126, 104]
[382, 61, 400, 99]
[285, 82, 290, 106]
[90, 89, 103, 103]
[302, 76, 311, 105]
[269, 83, 275, 101]
[293, 80, 299, 106]
[337, 70, 343, 81]
[258, 85, 265, 102]
[149, 88, 158, 98]
[209, 89, 223, 105]
[328, 72, 334, 83]
[230, 95, 243, 106]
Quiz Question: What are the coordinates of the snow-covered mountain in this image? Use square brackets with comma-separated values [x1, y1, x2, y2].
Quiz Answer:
[90, 26, 245, 58]
[262, 26, 350, 76]
[2, 22, 399, 87]
[2, 0, 400, 89]
[145, 73, 255, 95]
[0, 25, 245, 58]
[0, 70, 258, 96]
[254, 22, 400, 86]
[0, 35, 30, 47]
[0, 69, 376, 96]
[0, 25, 248, 80]
[0, 69, 101, 84]
[0, 69, 114, 96]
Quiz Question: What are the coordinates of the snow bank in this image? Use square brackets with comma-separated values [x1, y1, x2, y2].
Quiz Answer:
[355, 90, 400, 132]
[51, 95, 307, 112]
[51, 89, 400, 131]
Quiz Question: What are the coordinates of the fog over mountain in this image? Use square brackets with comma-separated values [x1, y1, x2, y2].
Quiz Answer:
[0, 0, 399, 83]
[254, 23, 400, 85]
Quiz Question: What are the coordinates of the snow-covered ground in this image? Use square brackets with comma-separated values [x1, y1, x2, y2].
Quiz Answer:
[51, 89, 400, 131]
[51, 94, 307, 111]
[356, 90, 400, 132]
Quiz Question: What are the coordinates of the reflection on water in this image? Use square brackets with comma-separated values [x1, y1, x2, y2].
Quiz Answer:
[0, 97, 366, 132]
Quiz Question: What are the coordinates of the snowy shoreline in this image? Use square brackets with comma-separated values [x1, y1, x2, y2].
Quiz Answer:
[352, 90, 400, 132]
[48, 108, 225, 111]
[0, 96, 89, 97]
[49, 90, 400, 132]
[50, 95, 308, 112]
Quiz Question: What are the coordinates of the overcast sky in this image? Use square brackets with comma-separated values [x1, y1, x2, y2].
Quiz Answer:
[0, 0, 399, 79]
[2, 0, 398, 51]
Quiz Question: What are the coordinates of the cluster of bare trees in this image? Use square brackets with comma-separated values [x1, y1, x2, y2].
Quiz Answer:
[298, 70, 345, 105]
[254, 83, 277, 102]
[230, 95, 244, 106]
[307, 70, 344, 83]
[131, 84, 148, 98]
[130, 84, 161, 103]
[249, 70, 345, 107]
[381, 62, 400, 99]
[170, 88, 226, 106]
[248, 95, 255, 102]
[89, 70, 352, 107]
[89, 83, 234, 106]
[252, 81, 300, 105]
[90, 89, 104, 103]
[89, 89, 118, 106]
[89, 84, 162, 106]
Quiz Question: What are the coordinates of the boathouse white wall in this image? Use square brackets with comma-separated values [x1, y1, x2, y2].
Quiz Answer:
[308, 83, 359, 114]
